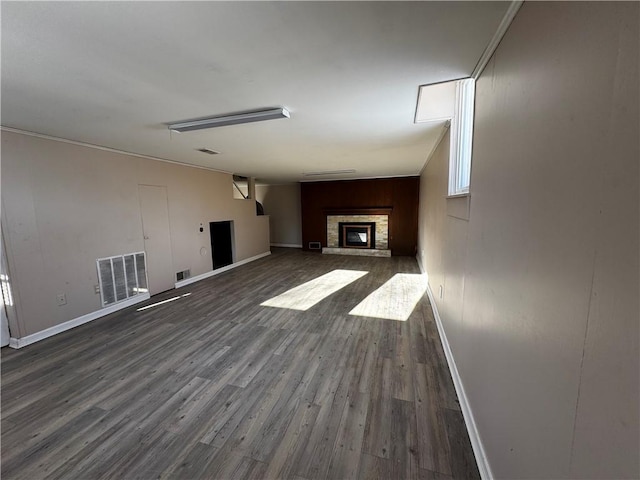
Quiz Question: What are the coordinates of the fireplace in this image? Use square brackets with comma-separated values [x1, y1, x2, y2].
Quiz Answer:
[339, 222, 376, 249]
[324, 214, 390, 257]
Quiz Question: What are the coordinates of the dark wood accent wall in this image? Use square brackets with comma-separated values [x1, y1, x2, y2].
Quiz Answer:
[300, 177, 420, 256]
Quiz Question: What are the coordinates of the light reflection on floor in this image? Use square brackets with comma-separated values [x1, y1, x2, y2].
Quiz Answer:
[260, 269, 368, 311]
[137, 292, 191, 312]
[349, 273, 427, 321]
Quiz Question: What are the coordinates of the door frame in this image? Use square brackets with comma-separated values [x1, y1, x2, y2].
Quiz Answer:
[210, 220, 235, 270]
[138, 184, 175, 295]
[0, 229, 15, 346]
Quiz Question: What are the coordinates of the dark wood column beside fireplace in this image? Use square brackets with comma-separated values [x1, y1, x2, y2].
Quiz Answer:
[300, 177, 419, 256]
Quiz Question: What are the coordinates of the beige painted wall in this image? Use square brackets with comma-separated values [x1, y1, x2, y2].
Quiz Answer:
[417, 2, 638, 479]
[255, 183, 302, 246]
[1, 131, 270, 338]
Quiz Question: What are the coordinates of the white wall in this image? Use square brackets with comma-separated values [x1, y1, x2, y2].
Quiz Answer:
[417, 2, 638, 479]
[255, 183, 302, 247]
[1, 131, 270, 338]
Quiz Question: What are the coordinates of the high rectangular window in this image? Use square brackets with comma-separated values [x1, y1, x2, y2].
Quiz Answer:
[415, 78, 476, 196]
[449, 78, 475, 195]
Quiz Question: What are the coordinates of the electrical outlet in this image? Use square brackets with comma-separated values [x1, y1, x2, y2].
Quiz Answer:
[94, 284, 100, 294]
[56, 293, 67, 306]
[439, 285, 444, 299]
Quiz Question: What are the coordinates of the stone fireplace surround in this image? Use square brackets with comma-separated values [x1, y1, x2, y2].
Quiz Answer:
[327, 215, 389, 249]
[323, 211, 392, 257]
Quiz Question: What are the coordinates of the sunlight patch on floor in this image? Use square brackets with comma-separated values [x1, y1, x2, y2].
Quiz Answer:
[261, 269, 368, 311]
[349, 273, 427, 321]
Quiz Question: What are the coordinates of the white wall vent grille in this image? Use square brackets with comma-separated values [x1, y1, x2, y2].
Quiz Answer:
[97, 252, 148, 307]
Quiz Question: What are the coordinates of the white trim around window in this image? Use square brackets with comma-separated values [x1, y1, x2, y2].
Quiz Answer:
[449, 78, 475, 196]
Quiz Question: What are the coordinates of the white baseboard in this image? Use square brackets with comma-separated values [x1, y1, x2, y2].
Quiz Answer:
[417, 256, 493, 480]
[11, 251, 274, 348]
[270, 243, 303, 248]
[9, 293, 151, 349]
[175, 251, 271, 289]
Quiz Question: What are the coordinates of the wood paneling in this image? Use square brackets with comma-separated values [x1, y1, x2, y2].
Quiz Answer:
[301, 177, 420, 256]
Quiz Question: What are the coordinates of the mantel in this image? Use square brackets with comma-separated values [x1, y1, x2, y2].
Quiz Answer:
[323, 207, 393, 216]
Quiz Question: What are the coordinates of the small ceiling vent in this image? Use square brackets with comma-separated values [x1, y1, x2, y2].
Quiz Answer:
[196, 148, 220, 155]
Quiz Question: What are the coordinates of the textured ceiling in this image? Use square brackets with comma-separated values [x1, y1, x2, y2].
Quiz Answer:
[1, 1, 510, 183]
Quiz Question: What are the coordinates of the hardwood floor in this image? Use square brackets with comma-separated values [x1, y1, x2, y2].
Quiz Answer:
[1, 248, 480, 480]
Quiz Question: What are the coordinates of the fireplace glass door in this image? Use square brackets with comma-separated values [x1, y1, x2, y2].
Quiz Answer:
[339, 222, 376, 249]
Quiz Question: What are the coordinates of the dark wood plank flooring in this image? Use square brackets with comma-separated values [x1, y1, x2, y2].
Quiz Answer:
[1, 248, 479, 479]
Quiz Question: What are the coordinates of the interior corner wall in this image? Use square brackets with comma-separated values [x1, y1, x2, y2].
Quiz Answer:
[255, 183, 302, 246]
[1, 131, 270, 339]
[417, 2, 639, 479]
